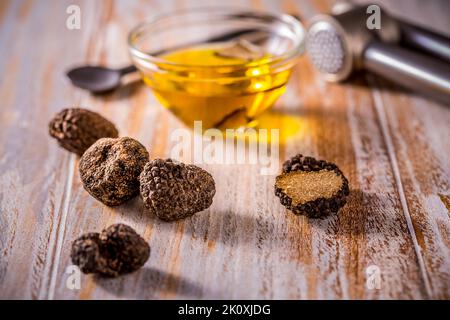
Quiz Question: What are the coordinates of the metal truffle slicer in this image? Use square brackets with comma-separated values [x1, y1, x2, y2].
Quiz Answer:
[306, 4, 450, 104]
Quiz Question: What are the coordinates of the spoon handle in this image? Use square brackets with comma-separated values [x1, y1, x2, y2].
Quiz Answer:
[118, 65, 137, 75]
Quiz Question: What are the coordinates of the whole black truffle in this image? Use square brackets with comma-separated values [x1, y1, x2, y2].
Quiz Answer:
[139, 159, 216, 221]
[49, 108, 119, 156]
[79, 137, 149, 206]
[275, 154, 349, 218]
[71, 224, 150, 277]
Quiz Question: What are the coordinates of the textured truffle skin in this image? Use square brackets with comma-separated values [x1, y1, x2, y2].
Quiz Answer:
[71, 224, 150, 277]
[71, 233, 104, 274]
[79, 137, 149, 206]
[49, 108, 119, 156]
[139, 159, 216, 221]
[275, 154, 349, 218]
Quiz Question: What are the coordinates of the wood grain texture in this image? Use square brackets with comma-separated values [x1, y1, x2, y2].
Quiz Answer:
[0, 0, 449, 299]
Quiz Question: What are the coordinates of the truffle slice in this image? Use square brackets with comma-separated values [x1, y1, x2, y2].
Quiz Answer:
[49, 108, 118, 156]
[275, 154, 349, 218]
[139, 159, 216, 221]
[71, 224, 150, 277]
[79, 137, 149, 206]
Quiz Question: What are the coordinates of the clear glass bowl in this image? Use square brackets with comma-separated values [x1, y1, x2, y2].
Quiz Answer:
[128, 8, 305, 130]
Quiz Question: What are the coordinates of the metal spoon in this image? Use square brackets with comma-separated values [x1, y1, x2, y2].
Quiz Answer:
[66, 65, 137, 93]
[66, 28, 264, 93]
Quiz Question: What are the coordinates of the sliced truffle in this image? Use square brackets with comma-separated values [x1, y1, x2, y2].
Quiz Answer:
[49, 108, 118, 156]
[79, 137, 149, 206]
[139, 159, 216, 221]
[71, 224, 150, 277]
[275, 154, 349, 218]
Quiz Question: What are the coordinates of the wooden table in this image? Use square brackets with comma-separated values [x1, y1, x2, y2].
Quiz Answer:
[0, 0, 449, 300]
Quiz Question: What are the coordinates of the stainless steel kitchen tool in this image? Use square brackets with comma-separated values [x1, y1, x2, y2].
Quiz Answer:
[307, 4, 450, 104]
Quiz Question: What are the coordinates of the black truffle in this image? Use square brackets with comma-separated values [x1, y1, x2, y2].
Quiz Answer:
[79, 137, 149, 206]
[49, 108, 118, 156]
[275, 154, 349, 218]
[139, 159, 216, 221]
[71, 224, 150, 277]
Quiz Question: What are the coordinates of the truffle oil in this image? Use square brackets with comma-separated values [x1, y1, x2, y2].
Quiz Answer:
[141, 41, 293, 130]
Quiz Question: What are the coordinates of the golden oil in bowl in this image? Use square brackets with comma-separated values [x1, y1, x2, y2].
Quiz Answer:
[142, 41, 292, 129]
[128, 9, 305, 130]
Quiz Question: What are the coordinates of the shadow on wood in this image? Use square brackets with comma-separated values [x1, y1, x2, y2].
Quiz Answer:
[309, 189, 404, 236]
[93, 266, 204, 298]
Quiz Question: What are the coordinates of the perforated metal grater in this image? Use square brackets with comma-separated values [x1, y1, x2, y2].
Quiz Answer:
[306, 4, 450, 104]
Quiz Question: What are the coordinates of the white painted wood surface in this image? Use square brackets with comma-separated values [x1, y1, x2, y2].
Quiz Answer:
[0, 0, 449, 299]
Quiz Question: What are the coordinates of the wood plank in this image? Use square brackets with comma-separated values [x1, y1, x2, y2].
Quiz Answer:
[354, 0, 450, 299]
[0, 0, 102, 299]
[0, 0, 448, 300]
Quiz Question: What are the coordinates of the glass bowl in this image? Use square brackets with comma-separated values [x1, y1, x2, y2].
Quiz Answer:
[128, 8, 305, 130]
